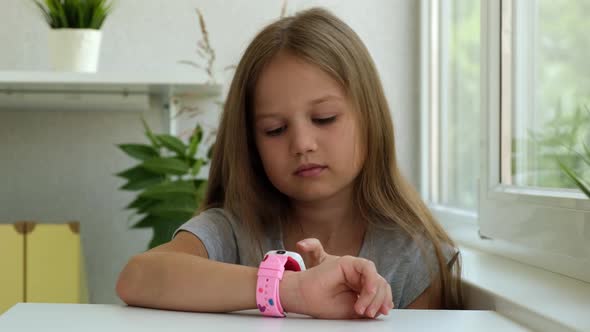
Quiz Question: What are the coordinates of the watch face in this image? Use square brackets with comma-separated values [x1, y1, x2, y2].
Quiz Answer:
[265, 250, 306, 271]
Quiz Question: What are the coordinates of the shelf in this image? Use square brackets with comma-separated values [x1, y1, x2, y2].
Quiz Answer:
[0, 71, 222, 112]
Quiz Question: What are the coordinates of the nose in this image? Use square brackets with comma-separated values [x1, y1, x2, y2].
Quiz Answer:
[289, 121, 317, 156]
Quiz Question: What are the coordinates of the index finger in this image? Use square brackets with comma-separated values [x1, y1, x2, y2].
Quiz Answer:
[296, 238, 328, 268]
[341, 257, 380, 315]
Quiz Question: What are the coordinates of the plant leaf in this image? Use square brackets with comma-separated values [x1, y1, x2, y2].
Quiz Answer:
[140, 180, 196, 200]
[141, 157, 190, 175]
[115, 165, 160, 181]
[117, 144, 159, 161]
[33, 1, 52, 26]
[141, 117, 161, 148]
[116, 165, 164, 192]
[192, 158, 204, 175]
[131, 214, 166, 229]
[187, 125, 202, 158]
[66, 0, 79, 27]
[583, 143, 590, 166]
[148, 219, 187, 249]
[54, 0, 69, 27]
[76, 5, 83, 28]
[125, 196, 159, 213]
[119, 176, 164, 191]
[33, 0, 113, 28]
[148, 202, 196, 220]
[90, 0, 107, 29]
[156, 134, 187, 157]
[558, 162, 590, 198]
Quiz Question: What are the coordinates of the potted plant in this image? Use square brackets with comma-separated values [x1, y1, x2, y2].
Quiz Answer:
[33, 0, 114, 72]
[115, 120, 212, 249]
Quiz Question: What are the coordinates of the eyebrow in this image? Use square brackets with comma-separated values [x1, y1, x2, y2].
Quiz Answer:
[309, 94, 343, 106]
[255, 94, 343, 120]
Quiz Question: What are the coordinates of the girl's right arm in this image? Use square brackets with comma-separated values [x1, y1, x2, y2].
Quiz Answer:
[116, 231, 264, 313]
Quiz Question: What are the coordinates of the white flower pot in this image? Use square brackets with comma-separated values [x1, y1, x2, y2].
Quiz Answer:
[48, 29, 102, 72]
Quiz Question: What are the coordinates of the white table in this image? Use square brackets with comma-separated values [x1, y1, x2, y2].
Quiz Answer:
[0, 303, 530, 331]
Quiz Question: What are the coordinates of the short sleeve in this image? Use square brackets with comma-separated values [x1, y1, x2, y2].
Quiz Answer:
[172, 208, 238, 264]
[396, 238, 457, 308]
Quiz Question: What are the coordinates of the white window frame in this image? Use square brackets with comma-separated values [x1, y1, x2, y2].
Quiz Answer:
[421, 0, 590, 283]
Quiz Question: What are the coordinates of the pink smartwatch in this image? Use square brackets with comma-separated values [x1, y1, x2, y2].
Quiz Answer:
[256, 250, 306, 317]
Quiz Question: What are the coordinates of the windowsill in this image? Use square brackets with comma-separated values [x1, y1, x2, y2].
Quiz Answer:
[447, 222, 590, 332]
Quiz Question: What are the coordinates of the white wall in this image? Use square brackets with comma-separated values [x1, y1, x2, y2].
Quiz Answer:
[0, 0, 419, 304]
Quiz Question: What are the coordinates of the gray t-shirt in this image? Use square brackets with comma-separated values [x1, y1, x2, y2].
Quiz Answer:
[173, 208, 457, 309]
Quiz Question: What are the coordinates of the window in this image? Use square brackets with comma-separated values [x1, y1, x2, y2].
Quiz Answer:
[423, 0, 590, 282]
[421, 0, 481, 213]
[440, 0, 481, 211]
[504, 0, 590, 189]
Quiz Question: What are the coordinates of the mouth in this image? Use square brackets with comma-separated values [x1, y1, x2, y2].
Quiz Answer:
[294, 164, 328, 177]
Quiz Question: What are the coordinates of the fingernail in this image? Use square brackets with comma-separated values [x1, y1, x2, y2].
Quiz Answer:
[358, 305, 365, 315]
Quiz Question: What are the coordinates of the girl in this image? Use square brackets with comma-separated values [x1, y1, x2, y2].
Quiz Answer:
[117, 7, 462, 319]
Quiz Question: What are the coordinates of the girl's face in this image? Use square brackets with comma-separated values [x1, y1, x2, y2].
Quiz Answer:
[253, 51, 365, 203]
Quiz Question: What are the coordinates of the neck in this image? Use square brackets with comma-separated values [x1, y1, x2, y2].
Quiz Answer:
[286, 190, 365, 252]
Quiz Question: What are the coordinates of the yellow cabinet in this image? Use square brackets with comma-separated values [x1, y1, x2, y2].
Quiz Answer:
[0, 224, 24, 314]
[0, 222, 88, 314]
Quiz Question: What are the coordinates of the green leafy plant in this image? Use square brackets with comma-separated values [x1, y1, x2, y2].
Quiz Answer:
[557, 107, 590, 198]
[33, 0, 114, 29]
[559, 158, 590, 197]
[526, 104, 590, 197]
[116, 119, 211, 249]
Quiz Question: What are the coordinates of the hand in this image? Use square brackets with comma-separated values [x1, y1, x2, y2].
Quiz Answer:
[294, 238, 394, 318]
[280, 255, 394, 319]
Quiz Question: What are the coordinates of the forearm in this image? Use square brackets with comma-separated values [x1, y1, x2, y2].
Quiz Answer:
[116, 251, 257, 313]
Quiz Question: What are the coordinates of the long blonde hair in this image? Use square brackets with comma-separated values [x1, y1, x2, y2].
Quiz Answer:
[202, 7, 463, 309]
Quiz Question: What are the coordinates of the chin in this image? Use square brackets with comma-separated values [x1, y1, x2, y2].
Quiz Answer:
[288, 188, 341, 202]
